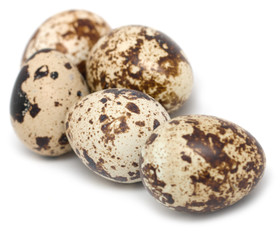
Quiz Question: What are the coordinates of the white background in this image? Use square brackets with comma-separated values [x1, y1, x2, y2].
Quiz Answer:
[0, 0, 279, 239]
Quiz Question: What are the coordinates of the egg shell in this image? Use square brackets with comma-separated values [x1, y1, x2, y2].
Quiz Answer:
[140, 115, 266, 213]
[86, 25, 193, 113]
[22, 10, 111, 77]
[65, 88, 170, 183]
[10, 49, 89, 156]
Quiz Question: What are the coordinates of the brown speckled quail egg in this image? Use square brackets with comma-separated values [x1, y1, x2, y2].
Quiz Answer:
[22, 10, 111, 77]
[10, 49, 89, 156]
[140, 115, 266, 213]
[86, 25, 193, 113]
[65, 88, 170, 183]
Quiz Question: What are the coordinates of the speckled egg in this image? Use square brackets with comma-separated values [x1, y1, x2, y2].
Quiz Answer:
[22, 10, 111, 77]
[65, 88, 170, 183]
[86, 25, 193, 113]
[10, 49, 89, 156]
[140, 115, 266, 213]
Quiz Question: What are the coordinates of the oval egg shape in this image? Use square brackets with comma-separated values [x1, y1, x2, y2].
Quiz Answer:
[22, 9, 111, 77]
[140, 115, 266, 213]
[86, 25, 193, 113]
[66, 88, 170, 183]
[10, 49, 89, 156]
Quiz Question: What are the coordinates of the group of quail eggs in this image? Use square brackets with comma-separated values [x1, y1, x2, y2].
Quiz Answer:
[10, 10, 266, 213]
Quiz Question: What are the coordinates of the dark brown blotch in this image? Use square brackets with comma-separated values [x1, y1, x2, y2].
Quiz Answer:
[161, 192, 175, 204]
[58, 133, 68, 145]
[141, 163, 166, 188]
[114, 176, 128, 182]
[50, 71, 58, 80]
[238, 177, 251, 189]
[135, 121, 145, 127]
[145, 30, 188, 77]
[100, 98, 108, 104]
[190, 171, 221, 193]
[77, 90, 82, 97]
[77, 60, 86, 78]
[114, 117, 130, 134]
[153, 119, 160, 130]
[126, 102, 140, 114]
[182, 126, 233, 169]
[56, 43, 68, 54]
[34, 65, 49, 80]
[132, 162, 139, 167]
[99, 114, 108, 123]
[35, 136, 51, 151]
[73, 18, 99, 43]
[146, 133, 158, 145]
[54, 101, 62, 107]
[181, 152, 192, 163]
[169, 120, 180, 125]
[130, 171, 140, 180]
[10, 65, 31, 123]
[64, 62, 72, 69]
[83, 149, 97, 170]
[29, 104, 41, 118]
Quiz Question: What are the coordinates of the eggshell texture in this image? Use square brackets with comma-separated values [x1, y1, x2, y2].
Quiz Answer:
[22, 10, 111, 77]
[10, 49, 89, 156]
[140, 115, 266, 213]
[86, 25, 193, 113]
[65, 88, 170, 183]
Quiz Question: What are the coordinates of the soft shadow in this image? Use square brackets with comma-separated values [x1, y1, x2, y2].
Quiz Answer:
[141, 171, 269, 221]
[10, 132, 143, 190]
[62, 151, 144, 190]
[170, 79, 200, 118]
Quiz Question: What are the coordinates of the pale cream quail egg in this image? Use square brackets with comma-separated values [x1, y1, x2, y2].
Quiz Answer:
[86, 25, 193, 113]
[140, 115, 266, 213]
[22, 9, 111, 77]
[65, 88, 170, 183]
[10, 49, 89, 156]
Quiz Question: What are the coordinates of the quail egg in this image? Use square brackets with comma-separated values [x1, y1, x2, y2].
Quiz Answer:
[86, 25, 193, 113]
[10, 49, 89, 156]
[22, 10, 111, 77]
[140, 115, 266, 213]
[65, 88, 170, 183]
